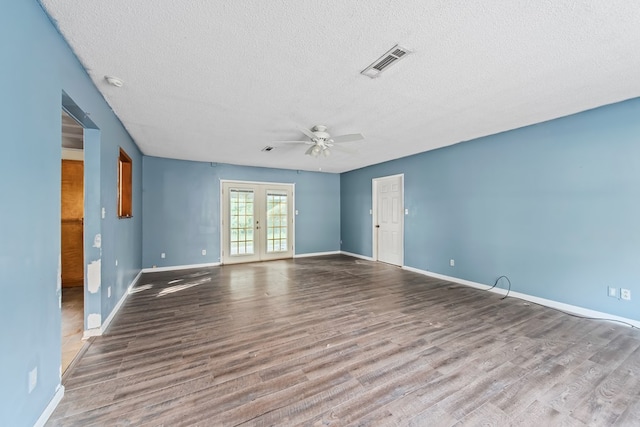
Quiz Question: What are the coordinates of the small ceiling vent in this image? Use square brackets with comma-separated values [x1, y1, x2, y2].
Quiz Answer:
[262, 146, 274, 152]
[361, 45, 411, 78]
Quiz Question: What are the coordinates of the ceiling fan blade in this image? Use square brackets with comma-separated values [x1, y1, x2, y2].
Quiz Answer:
[305, 145, 316, 156]
[331, 144, 356, 154]
[298, 127, 318, 141]
[273, 140, 314, 145]
[331, 133, 364, 143]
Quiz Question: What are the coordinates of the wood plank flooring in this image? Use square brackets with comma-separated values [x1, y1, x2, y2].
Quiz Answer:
[61, 286, 85, 373]
[47, 255, 640, 426]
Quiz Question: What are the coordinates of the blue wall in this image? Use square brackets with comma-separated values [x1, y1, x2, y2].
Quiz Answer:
[341, 98, 640, 321]
[0, 1, 142, 425]
[143, 157, 341, 268]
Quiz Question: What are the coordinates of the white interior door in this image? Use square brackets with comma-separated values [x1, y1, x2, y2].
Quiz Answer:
[222, 181, 294, 264]
[373, 174, 404, 266]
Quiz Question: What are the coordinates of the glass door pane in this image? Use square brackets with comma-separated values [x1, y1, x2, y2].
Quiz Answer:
[229, 189, 255, 256]
[266, 191, 288, 253]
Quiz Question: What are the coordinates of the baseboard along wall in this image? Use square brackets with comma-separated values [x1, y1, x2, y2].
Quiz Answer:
[402, 265, 640, 329]
[294, 251, 341, 258]
[339, 251, 374, 261]
[141, 262, 221, 273]
[34, 385, 64, 427]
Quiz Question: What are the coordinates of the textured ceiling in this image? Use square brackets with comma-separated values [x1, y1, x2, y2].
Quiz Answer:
[41, 1, 640, 173]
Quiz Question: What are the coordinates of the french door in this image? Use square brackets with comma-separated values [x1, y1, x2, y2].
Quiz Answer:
[221, 181, 294, 264]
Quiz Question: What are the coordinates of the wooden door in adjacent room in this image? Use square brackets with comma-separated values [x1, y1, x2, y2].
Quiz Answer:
[61, 159, 84, 287]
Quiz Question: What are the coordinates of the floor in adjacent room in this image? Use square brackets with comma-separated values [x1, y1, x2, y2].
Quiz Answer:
[61, 286, 84, 373]
[48, 255, 640, 426]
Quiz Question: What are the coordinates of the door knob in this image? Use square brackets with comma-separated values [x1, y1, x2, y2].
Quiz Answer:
[375, 225, 380, 228]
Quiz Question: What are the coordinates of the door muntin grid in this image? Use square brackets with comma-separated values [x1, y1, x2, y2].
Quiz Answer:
[266, 191, 288, 253]
[229, 189, 255, 256]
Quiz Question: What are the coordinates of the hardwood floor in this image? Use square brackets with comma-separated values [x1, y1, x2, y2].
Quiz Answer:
[48, 255, 640, 426]
[61, 287, 85, 373]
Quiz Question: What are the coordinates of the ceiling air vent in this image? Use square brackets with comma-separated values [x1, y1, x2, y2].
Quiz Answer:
[361, 44, 411, 78]
[262, 146, 274, 152]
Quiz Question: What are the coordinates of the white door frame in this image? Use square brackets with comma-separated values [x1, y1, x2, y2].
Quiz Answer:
[220, 179, 295, 264]
[372, 174, 404, 265]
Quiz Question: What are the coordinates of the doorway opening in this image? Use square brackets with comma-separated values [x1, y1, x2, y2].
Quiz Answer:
[372, 174, 404, 266]
[221, 181, 294, 264]
[60, 110, 85, 373]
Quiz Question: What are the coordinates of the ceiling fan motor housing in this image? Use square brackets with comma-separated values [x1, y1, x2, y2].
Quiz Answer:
[311, 125, 331, 141]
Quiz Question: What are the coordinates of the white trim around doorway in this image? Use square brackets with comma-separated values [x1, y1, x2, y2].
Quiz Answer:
[219, 179, 296, 265]
[371, 173, 405, 265]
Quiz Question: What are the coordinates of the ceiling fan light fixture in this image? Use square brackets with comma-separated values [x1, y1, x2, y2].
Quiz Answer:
[280, 124, 364, 159]
[311, 145, 322, 157]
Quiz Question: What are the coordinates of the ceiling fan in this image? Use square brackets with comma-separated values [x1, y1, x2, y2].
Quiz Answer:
[276, 125, 364, 157]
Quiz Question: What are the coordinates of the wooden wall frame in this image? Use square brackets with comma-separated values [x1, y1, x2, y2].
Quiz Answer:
[118, 148, 132, 218]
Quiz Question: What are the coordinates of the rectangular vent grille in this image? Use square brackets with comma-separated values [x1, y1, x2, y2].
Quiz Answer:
[361, 45, 411, 78]
[373, 55, 398, 71]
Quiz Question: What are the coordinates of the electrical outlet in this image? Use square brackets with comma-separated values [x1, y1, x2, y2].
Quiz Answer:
[621, 288, 631, 301]
[450, 259, 455, 267]
[202, 249, 206, 256]
[161, 253, 166, 259]
[608, 286, 618, 298]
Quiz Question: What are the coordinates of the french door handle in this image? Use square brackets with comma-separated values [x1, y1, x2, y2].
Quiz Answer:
[375, 225, 380, 228]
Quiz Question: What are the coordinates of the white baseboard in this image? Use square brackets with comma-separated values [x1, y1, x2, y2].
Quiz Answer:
[340, 251, 374, 261]
[141, 261, 221, 273]
[81, 269, 144, 339]
[402, 266, 640, 329]
[100, 270, 142, 335]
[34, 384, 64, 427]
[82, 328, 101, 339]
[402, 267, 496, 292]
[294, 251, 341, 258]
